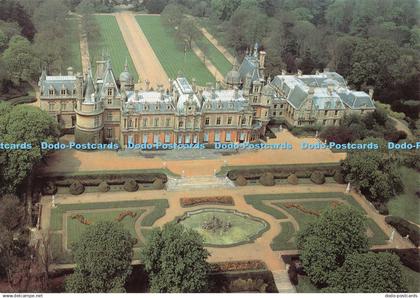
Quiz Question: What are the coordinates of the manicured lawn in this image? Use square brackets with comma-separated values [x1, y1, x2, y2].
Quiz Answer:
[270, 221, 296, 250]
[296, 275, 320, 293]
[136, 15, 214, 85]
[196, 32, 232, 75]
[49, 199, 168, 263]
[245, 192, 389, 250]
[90, 15, 138, 81]
[67, 209, 144, 248]
[64, 18, 82, 73]
[387, 167, 420, 224]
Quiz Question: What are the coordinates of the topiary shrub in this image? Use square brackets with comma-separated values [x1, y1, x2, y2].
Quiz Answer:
[98, 181, 110, 193]
[310, 171, 325, 184]
[333, 170, 346, 184]
[42, 181, 57, 195]
[69, 181, 85, 195]
[287, 174, 298, 185]
[235, 175, 248, 186]
[259, 173, 275, 186]
[152, 178, 164, 190]
[124, 179, 138, 192]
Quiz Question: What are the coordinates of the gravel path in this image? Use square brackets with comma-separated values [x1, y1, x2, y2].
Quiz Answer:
[115, 12, 169, 89]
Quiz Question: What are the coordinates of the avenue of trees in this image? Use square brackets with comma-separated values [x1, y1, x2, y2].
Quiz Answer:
[297, 204, 408, 292]
[149, 0, 420, 122]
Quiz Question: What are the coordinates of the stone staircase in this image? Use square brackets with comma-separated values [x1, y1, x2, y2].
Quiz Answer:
[272, 270, 296, 293]
[166, 175, 235, 191]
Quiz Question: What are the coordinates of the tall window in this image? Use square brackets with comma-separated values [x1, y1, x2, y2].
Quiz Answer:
[107, 88, 113, 96]
[179, 121, 184, 128]
[128, 119, 133, 128]
[61, 102, 66, 111]
[143, 118, 148, 127]
[154, 118, 159, 127]
[165, 118, 170, 127]
[203, 132, 209, 143]
[107, 112, 112, 121]
[94, 116, 100, 127]
[216, 117, 221, 125]
[205, 117, 210, 125]
[49, 89, 54, 96]
[241, 117, 246, 125]
[225, 131, 231, 142]
[61, 89, 66, 95]
[49, 102, 55, 111]
[227, 117, 232, 125]
[107, 128, 112, 138]
[108, 97, 112, 104]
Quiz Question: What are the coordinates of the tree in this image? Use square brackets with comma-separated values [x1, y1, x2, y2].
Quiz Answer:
[0, 194, 24, 230]
[161, 3, 185, 29]
[326, 252, 408, 293]
[143, 0, 169, 14]
[341, 137, 403, 202]
[296, 205, 368, 286]
[65, 221, 135, 293]
[0, 102, 60, 195]
[140, 223, 210, 293]
[176, 19, 200, 50]
[2, 35, 37, 83]
[210, 0, 241, 21]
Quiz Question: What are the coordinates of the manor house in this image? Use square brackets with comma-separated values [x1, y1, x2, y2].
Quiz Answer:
[38, 46, 375, 147]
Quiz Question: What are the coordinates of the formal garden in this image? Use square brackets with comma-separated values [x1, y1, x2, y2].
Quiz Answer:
[49, 199, 169, 263]
[244, 192, 389, 250]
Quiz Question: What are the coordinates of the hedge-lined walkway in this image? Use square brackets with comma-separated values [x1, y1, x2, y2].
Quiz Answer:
[41, 183, 413, 272]
[39, 130, 346, 177]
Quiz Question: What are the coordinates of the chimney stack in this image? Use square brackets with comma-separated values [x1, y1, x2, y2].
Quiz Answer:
[369, 88, 374, 98]
[281, 69, 286, 75]
[297, 69, 302, 76]
[259, 51, 266, 69]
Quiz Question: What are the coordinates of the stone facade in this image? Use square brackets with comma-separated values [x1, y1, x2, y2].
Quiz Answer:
[38, 46, 375, 147]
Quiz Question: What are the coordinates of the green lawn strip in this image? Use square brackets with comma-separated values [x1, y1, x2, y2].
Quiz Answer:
[49, 199, 169, 231]
[296, 275, 320, 293]
[366, 218, 388, 245]
[65, 18, 82, 73]
[135, 15, 214, 85]
[66, 209, 145, 248]
[90, 15, 138, 81]
[387, 167, 420, 224]
[196, 30, 232, 75]
[39, 168, 180, 179]
[197, 18, 236, 57]
[270, 221, 296, 250]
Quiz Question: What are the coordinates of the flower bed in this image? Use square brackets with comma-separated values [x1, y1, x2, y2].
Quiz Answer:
[210, 260, 267, 273]
[180, 196, 234, 207]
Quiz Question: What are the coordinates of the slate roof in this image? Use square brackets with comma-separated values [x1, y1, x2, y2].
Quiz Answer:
[238, 55, 263, 82]
[201, 89, 249, 112]
[39, 74, 76, 97]
[337, 89, 375, 109]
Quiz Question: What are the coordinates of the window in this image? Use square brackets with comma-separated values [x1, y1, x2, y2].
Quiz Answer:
[143, 134, 148, 144]
[186, 119, 192, 129]
[227, 117, 232, 125]
[333, 119, 337, 125]
[107, 112, 112, 121]
[124, 118, 127, 128]
[216, 117, 221, 125]
[154, 118, 159, 127]
[265, 111, 268, 117]
[323, 120, 327, 125]
[94, 116, 100, 127]
[143, 118, 148, 127]
[241, 117, 246, 125]
[153, 134, 159, 143]
[203, 132, 209, 143]
[274, 104, 277, 109]
[61, 89, 66, 95]
[128, 119, 133, 128]
[193, 135, 198, 143]
[177, 135, 183, 143]
[61, 102, 66, 111]
[253, 96, 258, 103]
[107, 128, 112, 138]
[107, 88, 113, 96]
[273, 111, 277, 116]
[108, 97, 112, 105]
[178, 121, 184, 128]
[48, 102, 55, 111]
[215, 131, 220, 142]
[165, 118, 170, 127]
[185, 134, 191, 143]
[165, 132, 171, 143]
[334, 110, 338, 116]
[324, 110, 328, 116]
[280, 104, 284, 108]
[225, 131, 231, 142]
[49, 89, 54, 96]
[205, 117, 210, 125]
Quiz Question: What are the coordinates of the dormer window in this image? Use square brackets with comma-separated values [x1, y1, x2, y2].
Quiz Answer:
[167, 105, 171, 110]
[107, 88, 113, 96]
[61, 89, 66, 95]
[144, 104, 148, 111]
[49, 89, 54, 96]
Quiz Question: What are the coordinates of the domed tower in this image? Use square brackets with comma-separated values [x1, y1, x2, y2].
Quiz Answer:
[75, 67, 104, 143]
[224, 64, 241, 88]
[119, 58, 134, 91]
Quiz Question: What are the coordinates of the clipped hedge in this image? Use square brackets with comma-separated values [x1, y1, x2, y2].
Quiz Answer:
[209, 260, 267, 273]
[124, 179, 138, 192]
[226, 163, 340, 180]
[287, 174, 299, 185]
[235, 175, 248, 186]
[310, 171, 325, 184]
[385, 216, 420, 246]
[69, 181, 85, 195]
[152, 178, 164, 190]
[98, 181, 110, 193]
[259, 173, 275, 186]
[42, 181, 57, 195]
[333, 170, 346, 184]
